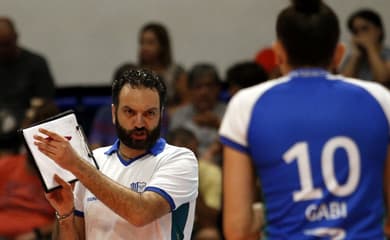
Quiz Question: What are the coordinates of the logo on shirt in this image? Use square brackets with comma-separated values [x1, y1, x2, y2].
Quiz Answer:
[87, 196, 98, 202]
[130, 182, 147, 193]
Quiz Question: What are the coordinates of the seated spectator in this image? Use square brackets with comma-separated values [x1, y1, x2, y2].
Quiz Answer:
[167, 127, 222, 240]
[341, 8, 390, 84]
[166, 65, 191, 118]
[88, 62, 135, 149]
[169, 63, 226, 161]
[0, 17, 56, 142]
[224, 61, 269, 101]
[0, 100, 59, 239]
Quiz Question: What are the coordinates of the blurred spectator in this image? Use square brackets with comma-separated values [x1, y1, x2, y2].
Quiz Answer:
[88, 62, 136, 149]
[166, 65, 191, 118]
[225, 61, 269, 101]
[0, 100, 59, 239]
[0, 17, 55, 150]
[167, 128, 222, 240]
[138, 22, 183, 102]
[341, 8, 390, 84]
[255, 47, 282, 79]
[169, 63, 225, 161]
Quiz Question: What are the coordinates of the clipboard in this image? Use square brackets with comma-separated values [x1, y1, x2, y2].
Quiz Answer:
[20, 110, 99, 192]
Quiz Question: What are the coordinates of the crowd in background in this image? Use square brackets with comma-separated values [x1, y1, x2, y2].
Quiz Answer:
[0, 4, 389, 240]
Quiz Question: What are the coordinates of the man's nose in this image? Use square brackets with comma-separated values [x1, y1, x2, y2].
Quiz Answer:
[134, 113, 146, 127]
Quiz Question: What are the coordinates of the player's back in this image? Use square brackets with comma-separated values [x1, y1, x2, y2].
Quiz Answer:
[244, 69, 390, 239]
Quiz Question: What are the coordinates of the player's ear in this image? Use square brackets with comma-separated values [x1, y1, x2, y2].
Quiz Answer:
[331, 43, 346, 70]
[273, 40, 289, 75]
[111, 104, 116, 125]
[272, 41, 287, 65]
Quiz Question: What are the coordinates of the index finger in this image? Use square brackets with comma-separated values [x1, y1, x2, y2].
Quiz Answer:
[38, 128, 64, 141]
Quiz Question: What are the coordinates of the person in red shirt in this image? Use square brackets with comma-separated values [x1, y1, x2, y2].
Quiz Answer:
[0, 100, 58, 239]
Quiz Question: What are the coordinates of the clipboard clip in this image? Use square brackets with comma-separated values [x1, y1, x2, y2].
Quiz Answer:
[76, 125, 99, 170]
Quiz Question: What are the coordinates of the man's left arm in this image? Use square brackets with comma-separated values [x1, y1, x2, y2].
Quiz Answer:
[33, 128, 195, 227]
[72, 158, 171, 226]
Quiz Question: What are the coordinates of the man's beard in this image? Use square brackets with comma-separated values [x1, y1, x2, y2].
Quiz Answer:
[115, 118, 161, 150]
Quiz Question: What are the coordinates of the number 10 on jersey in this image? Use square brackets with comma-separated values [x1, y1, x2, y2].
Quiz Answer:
[283, 136, 360, 202]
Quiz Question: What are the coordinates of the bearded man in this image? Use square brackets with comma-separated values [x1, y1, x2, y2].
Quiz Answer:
[33, 68, 198, 240]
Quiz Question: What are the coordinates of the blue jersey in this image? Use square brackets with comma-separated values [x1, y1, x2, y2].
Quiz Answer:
[219, 69, 390, 239]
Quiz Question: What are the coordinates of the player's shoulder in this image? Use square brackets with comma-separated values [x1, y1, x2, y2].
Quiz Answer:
[228, 75, 291, 109]
[333, 75, 390, 99]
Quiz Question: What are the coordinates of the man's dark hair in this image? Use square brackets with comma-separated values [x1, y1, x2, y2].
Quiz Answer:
[347, 8, 384, 43]
[276, 0, 340, 68]
[188, 63, 221, 89]
[112, 68, 167, 110]
[139, 22, 172, 67]
[112, 62, 137, 83]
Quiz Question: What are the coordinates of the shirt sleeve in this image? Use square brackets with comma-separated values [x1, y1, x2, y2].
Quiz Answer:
[145, 147, 198, 211]
[73, 181, 86, 217]
[219, 90, 251, 153]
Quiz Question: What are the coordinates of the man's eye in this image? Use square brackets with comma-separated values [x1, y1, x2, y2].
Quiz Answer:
[146, 111, 156, 117]
[125, 109, 135, 115]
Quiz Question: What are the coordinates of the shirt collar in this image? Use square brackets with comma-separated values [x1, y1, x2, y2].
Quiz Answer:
[104, 138, 166, 157]
[289, 68, 329, 78]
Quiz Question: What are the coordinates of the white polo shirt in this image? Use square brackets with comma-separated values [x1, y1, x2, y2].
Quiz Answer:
[74, 138, 198, 240]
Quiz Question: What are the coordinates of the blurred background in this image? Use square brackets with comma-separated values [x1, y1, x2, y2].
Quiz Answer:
[3, 0, 390, 86]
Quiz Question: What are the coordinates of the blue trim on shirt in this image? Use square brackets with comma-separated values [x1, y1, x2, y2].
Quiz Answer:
[145, 186, 176, 210]
[104, 139, 120, 155]
[220, 136, 249, 153]
[104, 138, 167, 166]
[74, 209, 84, 217]
[150, 138, 166, 156]
[117, 151, 148, 166]
[105, 138, 166, 156]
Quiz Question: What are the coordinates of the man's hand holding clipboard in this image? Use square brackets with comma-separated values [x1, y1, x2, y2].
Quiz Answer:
[20, 110, 98, 192]
[34, 128, 81, 174]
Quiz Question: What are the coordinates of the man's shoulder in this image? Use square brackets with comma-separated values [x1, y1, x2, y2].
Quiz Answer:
[160, 143, 197, 162]
[19, 48, 48, 64]
[92, 145, 113, 161]
[162, 143, 195, 155]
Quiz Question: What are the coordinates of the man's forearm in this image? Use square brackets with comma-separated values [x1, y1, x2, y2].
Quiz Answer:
[69, 157, 169, 227]
[52, 216, 79, 240]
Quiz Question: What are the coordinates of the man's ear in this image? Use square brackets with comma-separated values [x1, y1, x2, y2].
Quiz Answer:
[111, 104, 116, 125]
[272, 40, 289, 75]
[331, 43, 346, 70]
